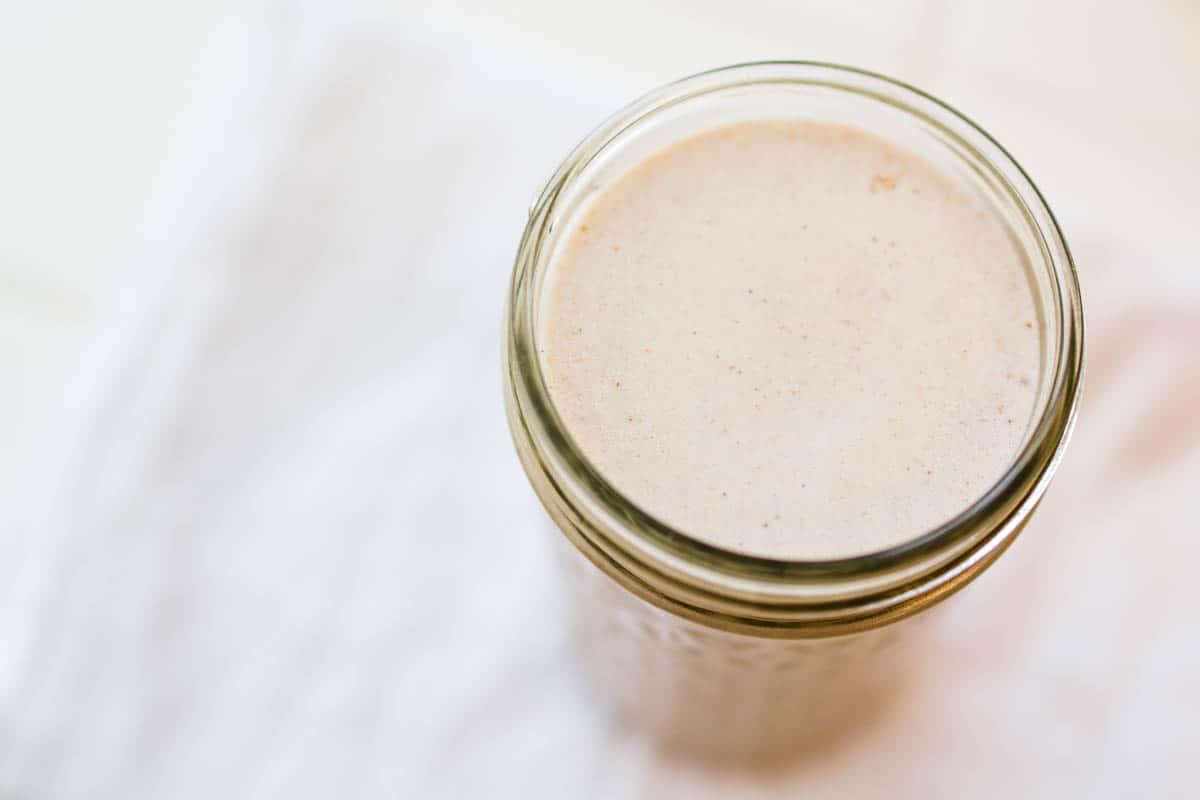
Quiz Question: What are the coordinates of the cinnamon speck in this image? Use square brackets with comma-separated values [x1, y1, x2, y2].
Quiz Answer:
[926, 469, 933, 476]
[870, 174, 898, 193]
[1024, 321, 1033, 329]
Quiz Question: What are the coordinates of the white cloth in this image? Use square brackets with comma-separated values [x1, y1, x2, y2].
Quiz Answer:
[3, 8, 1197, 798]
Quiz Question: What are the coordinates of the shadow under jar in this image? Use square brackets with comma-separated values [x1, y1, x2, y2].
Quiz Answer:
[503, 62, 1083, 762]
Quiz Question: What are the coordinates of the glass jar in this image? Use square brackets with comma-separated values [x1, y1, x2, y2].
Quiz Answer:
[503, 62, 1084, 760]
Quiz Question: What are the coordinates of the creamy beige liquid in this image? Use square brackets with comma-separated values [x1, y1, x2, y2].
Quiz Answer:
[541, 120, 1041, 559]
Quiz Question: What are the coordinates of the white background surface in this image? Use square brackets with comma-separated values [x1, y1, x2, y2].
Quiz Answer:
[3, 2, 1199, 796]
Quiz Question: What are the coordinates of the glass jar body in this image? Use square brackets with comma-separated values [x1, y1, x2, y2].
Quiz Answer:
[504, 62, 1082, 758]
[558, 535, 923, 760]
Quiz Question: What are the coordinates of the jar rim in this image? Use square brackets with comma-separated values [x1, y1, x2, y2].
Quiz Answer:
[504, 61, 1084, 635]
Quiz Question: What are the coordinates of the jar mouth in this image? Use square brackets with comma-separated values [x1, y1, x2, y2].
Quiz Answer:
[505, 62, 1084, 632]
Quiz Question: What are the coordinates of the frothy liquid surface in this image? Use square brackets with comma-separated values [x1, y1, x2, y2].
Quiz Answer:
[541, 121, 1041, 559]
